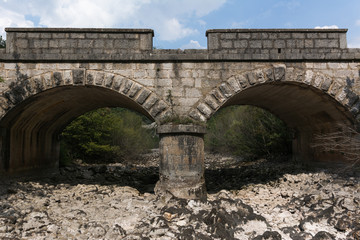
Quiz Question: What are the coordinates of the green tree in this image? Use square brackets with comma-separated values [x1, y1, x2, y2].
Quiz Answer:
[205, 105, 292, 160]
[61, 107, 158, 164]
[0, 36, 5, 48]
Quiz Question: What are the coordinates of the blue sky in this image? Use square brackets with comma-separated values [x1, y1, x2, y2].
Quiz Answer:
[1, 0, 360, 49]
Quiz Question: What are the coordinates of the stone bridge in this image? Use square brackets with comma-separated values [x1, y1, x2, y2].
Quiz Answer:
[0, 28, 359, 199]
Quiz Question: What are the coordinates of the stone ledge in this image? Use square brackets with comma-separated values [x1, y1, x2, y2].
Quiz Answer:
[157, 124, 206, 134]
[206, 28, 348, 36]
[1, 51, 360, 61]
[5, 28, 154, 36]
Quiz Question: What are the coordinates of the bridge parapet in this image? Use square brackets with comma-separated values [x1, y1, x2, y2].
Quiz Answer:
[5, 28, 154, 56]
[207, 29, 348, 52]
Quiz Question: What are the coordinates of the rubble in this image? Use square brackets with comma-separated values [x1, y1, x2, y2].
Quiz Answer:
[0, 152, 359, 239]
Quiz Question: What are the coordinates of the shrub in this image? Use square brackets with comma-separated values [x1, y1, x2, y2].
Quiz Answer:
[205, 105, 292, 160]
[61, 107, 158, 164]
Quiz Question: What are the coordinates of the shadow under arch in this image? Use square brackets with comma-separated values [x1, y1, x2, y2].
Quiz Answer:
[0, 85, 157, 174]
[208, 81, 355, 163]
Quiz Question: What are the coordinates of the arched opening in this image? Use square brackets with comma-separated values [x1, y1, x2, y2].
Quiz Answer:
[0, 85, 155, 174]
[208, 82, 354, 163]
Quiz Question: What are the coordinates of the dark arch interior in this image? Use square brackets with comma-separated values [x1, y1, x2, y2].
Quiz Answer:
[219, 82, 354, 162]
[0, 86, 154, 173]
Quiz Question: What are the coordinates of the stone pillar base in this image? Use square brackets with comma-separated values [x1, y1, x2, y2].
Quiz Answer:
[155, 124, 207, 200]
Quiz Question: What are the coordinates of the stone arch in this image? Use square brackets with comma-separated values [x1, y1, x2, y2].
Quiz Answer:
[189, 64, 359, 162]
[0, 69, 170, 174]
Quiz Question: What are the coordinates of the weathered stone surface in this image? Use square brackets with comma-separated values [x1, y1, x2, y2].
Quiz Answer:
[156, 125, 206, 200]
[72, 69, 85, 84]
[136, 89, 151, 104]
[197, 103, 212, 118]
[0, 28, 360, 202]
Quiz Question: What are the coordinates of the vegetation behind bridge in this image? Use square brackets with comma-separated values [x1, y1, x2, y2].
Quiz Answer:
[60, 106, 292, 165]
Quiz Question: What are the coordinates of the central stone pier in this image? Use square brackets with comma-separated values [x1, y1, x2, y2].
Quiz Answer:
[155, 124, 207, 200]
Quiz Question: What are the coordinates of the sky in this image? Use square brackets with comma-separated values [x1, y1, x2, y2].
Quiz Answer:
[1, 0, 360, 49]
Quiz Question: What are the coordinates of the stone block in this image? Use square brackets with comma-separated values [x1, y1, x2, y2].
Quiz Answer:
[104, 73, 114, 87]
[122, 80, 133, 93]
[227, 76, 241, 92]
[249, 40, 262, 48]
[292, 33, 305, 39]
[314, 39, 338, 48]
[128, 83, 142, 98]
[295, 40, 304, 48]
[237, 75, 249, 88]
[321, 77, 333, 91]
[136, 89, 151, 104]
[181, 78, 194, 87]
[220, 40, 233, 48]
[150, 100, 167, 117]
[94, 72, 104, 85]
[94, 39, 106, 48]
[112, 75, 123, 90]
[210, 89, 226, 103]
[33, 39, 49, 48]
[53, 33, 68, 38]
[208, 34, 220, 49]
[237, 33, 251, 39]
[140, 34, 152, 50]
[15, 39, 29, 49]
[72, 69, 85, 85]
[189, 109, 206, 122]
[185, 88, 202, 98]
[70, 33, 85, 39]
[204, 96, 219, 110]
[221, 33, 237, 39]
[262, 40, 273, 48]
[274, 40, 286, 48]
[59, 39, 77, 48]
[286, 40, 296, 48]
[40, 33, 52, 38]
[218, 83, 232, 98]
[143, 94, 158, 110]
[305, 39, 314, 48]
[278, 33, 291, 39]
[274, 65, 286, 81]
[53, 72, 63, 86]
[85, 33, 99, 38]
[28, 32, 40, 38]
[197, 103, 212, 118]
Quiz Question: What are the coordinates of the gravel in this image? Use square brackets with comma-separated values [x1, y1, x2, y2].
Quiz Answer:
[0, 152, 359, 239]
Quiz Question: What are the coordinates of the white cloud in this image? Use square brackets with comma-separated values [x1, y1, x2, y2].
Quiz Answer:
[315, 25, 339, 29]
[356, 20, 360, 26]
[181, 40, 206, 49]
[0, 0, 227, 42]
[0, 6, 34, 38]
[198, 20, 206, 26]
[231, 21, 247, 28]
[158, 18, 197, 41]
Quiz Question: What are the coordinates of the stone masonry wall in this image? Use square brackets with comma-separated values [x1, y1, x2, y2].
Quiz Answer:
[5, 28, 154, 56]
[206, 29, 348, 57]
[0, 61, 359, 121]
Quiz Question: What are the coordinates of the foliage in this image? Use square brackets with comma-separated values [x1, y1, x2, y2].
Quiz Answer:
[0, 36, 5, 48]
[61, 107, 158, 164]
[205, 105, 292, 160]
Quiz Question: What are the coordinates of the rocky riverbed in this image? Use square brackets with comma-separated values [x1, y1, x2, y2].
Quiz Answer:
[0, 152, 359, 239]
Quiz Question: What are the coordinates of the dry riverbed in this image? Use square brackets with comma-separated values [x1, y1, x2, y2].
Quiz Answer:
[0, 152, 359, 239]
